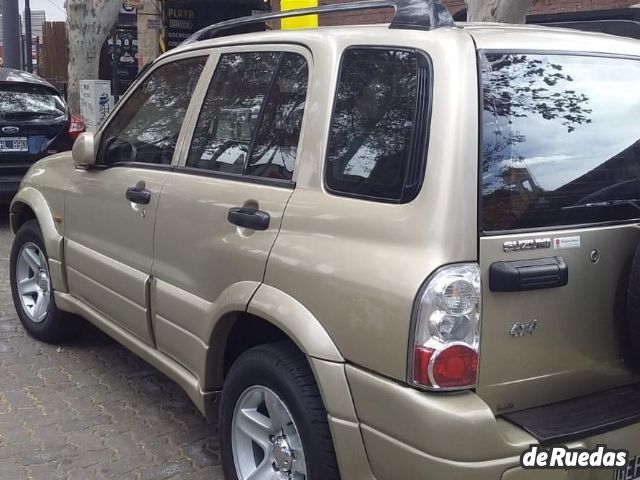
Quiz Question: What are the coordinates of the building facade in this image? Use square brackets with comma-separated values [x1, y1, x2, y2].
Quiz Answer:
[268, 0, 640, 26]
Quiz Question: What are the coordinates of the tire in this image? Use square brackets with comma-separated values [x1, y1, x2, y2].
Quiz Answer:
[219, 341, 340, 480]
[628, 242, 640, 368]
[10, 220, 83, 343]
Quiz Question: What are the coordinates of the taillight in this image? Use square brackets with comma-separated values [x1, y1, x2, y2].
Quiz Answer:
[68, 114, 86, 140]
[409, 263, 481, 390]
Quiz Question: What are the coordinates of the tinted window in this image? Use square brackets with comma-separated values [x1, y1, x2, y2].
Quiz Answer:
[99, 56, 205, 166]
[187, 51, 308, 181]
[246, 54, 309, 181]
[481, 53, 640, 231]
[0, 84, 65, 119]
[326, 48, 428, 202]
[186, 52, 277, 174]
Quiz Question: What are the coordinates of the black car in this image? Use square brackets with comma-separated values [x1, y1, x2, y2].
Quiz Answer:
[0, 68, 85, 200]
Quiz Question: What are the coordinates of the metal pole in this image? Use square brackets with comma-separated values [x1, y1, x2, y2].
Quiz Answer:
[24, 0, 33, 72]
[111, 31, 120, 103]
[2, 0, 21, 69]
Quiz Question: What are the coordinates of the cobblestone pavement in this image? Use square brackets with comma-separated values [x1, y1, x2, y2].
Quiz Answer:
[0, 209, 223, 479]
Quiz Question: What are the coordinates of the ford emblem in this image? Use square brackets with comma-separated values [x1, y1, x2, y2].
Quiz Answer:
[1, 126, 20, 134]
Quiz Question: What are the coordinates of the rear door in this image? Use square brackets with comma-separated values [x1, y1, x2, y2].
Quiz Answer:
[151, 46, 310, 376]
[476, 52, 640, 413]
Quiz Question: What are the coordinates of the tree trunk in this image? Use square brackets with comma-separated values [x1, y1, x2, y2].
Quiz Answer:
[66, 0, 122, 113]
[465, 0, 533, 23]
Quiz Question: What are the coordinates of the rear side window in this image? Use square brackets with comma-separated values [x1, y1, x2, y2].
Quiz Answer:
[481, 53, 640, 232]
[326, 47, 431, 203]
[0, 83, 65, 119]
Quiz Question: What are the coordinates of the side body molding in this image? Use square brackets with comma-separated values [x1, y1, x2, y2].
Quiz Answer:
[10, 187, 68, 292]
[247, 284, 344, 362]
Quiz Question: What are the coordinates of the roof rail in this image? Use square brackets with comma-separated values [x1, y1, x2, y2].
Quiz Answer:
[182, 0, 456, 45]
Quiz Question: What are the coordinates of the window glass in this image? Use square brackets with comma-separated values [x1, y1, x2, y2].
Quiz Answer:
[481, 53, 640, 231]
[99, 56, 205, 166]
[246, 53, 309, 181]
[186, 52, 280, 174]
[0, 84, 65, 119]
[326, 48, 423, 201]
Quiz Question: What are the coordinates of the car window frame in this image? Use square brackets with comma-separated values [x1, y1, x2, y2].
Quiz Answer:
[323, 45, 433, 204]
[477, 49, 640, 236]
[174, 43, 314, 189]
[92, 49, 215, 171]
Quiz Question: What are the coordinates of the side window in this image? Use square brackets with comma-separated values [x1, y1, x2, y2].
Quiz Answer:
[326, 48, 430, 203]
[187, 51, 309, 182]
[246, 54, 308, 180]
[99, 56, 206, 166]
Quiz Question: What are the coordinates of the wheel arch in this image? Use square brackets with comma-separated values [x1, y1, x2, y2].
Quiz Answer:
[10, 188, 67, 292]
[203, 284, 344, 391]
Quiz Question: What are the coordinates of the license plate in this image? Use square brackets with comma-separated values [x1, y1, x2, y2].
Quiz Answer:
[614, 454, 640, 480]
[0, 137, 28, 153]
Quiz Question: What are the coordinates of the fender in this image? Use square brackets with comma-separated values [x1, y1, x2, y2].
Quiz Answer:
[247, 283, 344, 363]
[10, 187, 68, 292]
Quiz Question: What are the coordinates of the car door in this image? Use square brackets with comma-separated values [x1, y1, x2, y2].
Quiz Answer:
[151, 46, 311, 375]
[476, 52, 640, 412]
[64, 52, 209, 345]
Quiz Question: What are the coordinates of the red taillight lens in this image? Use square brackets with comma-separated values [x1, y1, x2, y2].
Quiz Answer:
[431, 345, 478, 388]
[413, 346, 435, 386]
[413, 345, 478, 388]
[68, 114, 86, 140]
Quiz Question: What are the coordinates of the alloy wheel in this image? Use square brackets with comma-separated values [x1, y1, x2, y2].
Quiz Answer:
[231, 385, 307, 480]
[15, 242, 51, 323]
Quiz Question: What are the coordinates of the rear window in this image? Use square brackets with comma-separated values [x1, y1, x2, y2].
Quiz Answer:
[0, 83, 66, 119]
[480, 53, 640, 232]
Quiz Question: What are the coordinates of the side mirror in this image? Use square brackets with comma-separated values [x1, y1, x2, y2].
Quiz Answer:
[72, 132, 97, 167]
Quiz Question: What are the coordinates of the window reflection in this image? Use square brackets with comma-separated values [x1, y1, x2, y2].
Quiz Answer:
[100, 57, 205, 166]
[0, 84, 65, 119]
[247, 53, 309, 181]
[187, 52, 280, 174]
[481, 53, 640, 231]
[326, 48, 421, 201]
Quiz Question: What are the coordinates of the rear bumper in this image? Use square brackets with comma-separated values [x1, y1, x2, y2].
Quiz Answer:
[343, 365, 640, 480]
[0, 159, 37, 198]
[0, 176, 24, 199]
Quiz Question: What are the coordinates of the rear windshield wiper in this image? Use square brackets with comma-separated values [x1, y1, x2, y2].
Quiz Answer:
[562, 198, 640, 213]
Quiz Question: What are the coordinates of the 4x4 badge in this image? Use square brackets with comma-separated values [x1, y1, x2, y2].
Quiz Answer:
[503, 238, 551, 253]
[510, 319, 538, 337]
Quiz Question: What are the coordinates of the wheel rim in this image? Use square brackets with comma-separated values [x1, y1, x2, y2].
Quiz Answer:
[231, 385, 307, 480]
[15, 242, 51, 323]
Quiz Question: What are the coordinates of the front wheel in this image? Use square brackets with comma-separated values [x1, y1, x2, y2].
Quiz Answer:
[10, 220, 83, 343]
[219, 341, 340, 480]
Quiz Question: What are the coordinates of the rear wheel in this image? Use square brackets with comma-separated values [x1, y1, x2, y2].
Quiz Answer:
[10, 220, 83, 342]
[219, 341, 340, 480]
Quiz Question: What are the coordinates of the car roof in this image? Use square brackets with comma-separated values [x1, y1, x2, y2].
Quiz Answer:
[167, 22, 640, 59]
[462, 22, 640, 56]
[0, 68, 59, 91]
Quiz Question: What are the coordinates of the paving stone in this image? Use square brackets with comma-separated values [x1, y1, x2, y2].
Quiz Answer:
[0, 212, 224, 479]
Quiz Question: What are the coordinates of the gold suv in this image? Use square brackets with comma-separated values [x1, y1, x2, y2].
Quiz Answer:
[8, 1, 640, 478]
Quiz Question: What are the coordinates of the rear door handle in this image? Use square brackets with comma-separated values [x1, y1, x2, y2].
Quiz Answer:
[126, 182, 151, 205]
[228, 207, 270, 231]
[489, 257, 568, 292]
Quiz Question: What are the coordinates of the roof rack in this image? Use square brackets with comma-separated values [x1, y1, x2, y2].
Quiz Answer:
[182, 0, 456, 45]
